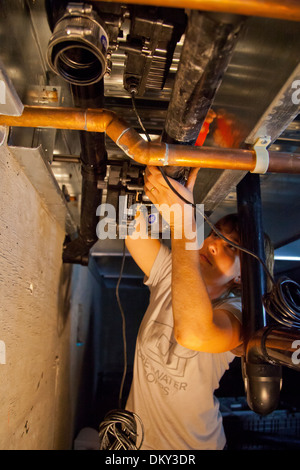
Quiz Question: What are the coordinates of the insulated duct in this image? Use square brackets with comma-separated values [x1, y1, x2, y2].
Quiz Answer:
[161, 10, 245, 179]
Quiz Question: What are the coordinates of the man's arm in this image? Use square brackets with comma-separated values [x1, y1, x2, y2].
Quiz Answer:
[171, 236, 242, 353]
[125, 206, 161, 278]
[144, 166, 242, 353]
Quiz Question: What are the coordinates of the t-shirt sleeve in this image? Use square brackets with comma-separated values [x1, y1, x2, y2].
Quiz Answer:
[214, 296, 242, 324]
[144, 242, 171, 289]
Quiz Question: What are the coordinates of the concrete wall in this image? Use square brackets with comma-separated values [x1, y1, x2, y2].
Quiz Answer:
[0, 143, 96, 449]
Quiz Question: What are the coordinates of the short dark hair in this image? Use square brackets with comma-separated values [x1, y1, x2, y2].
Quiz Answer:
[213, 212, 274, 293]
[213, 213, 240, 242]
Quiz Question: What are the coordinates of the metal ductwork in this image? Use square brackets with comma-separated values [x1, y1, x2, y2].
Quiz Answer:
[163, 10, 244, 145]
[161, 9, 245, 179]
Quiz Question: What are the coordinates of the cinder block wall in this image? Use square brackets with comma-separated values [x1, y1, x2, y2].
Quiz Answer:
[0, 144, 96, 449]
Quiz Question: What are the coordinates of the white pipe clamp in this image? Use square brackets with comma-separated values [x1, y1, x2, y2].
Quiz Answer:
[251, 136, 271, 174]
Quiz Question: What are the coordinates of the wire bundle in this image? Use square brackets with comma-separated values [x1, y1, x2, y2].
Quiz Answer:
[98, 236, 144, 450]
[263, 276, 300, 328]
[99, 409, 144, 450]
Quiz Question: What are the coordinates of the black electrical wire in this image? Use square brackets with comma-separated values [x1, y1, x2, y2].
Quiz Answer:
[98, 239, 145, 450]
[131, 91, 152, 143]
[157, 156, 300, 328]
[116, 239, 127, 409]
[263, 277, 300, 328]
[158, 166, 275, 284]
[131, 91, 300, 330]
[98, 94, 155, 450]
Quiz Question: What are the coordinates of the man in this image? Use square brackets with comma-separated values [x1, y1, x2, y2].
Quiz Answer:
[125, 165, 243, 450]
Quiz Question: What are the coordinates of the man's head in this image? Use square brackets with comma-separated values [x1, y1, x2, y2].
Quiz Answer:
[199, 213, 274, 297]
[199, 213, 241, 295]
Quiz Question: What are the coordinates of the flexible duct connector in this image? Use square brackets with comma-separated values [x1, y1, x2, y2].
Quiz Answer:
[0, 106, 300, 174]
[47, 4, 109, 86]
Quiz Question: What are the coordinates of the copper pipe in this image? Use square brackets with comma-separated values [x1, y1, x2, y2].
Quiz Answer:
[91, 0, 300, 22]
[0, 105, 299, 173]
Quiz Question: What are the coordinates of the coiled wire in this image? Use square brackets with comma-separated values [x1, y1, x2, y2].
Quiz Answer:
[263, 276, 300, 328]
[99, 238, 144, 449]
[99, 409, 144, 450]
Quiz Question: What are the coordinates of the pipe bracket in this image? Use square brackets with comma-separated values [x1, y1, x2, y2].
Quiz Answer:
[251, 136, 271, 174]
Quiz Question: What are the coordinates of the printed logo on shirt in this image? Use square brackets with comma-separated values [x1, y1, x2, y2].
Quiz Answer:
[138, 320, 198, 395]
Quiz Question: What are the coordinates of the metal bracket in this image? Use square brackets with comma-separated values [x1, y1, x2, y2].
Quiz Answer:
[251, 136, 271, 174]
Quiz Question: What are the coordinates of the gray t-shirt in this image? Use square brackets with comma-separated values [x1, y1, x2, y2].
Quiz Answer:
[126, 243, 242, 450]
